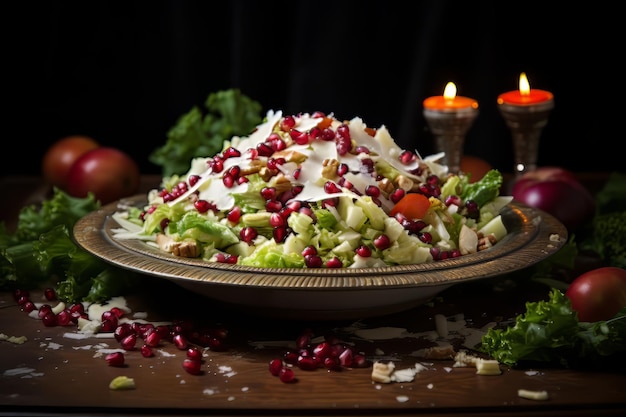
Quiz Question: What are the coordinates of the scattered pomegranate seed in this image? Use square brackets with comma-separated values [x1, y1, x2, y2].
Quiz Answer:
[140, 345, 154, 358]
[182, 358, 202, 375]
[186, 346, 203, 361]
[269, 359, 283, 376]
[120, 334, 138, 351]
[279, 367, 296, 383]
[44, 288, 56, 301]
[105, 352, 125, 367]
[173, 334, 189, 350]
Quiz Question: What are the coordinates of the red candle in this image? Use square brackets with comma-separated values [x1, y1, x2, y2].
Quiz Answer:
[423, 82, 478, 111]
[497, 73, 553, 105]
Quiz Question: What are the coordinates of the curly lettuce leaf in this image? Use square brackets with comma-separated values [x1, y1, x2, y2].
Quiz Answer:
[480, 288, 626, 369]
[149, 89, 263, 177]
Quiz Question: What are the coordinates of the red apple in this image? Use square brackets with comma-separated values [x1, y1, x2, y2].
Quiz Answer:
[66, 147, 140, 205]
[511, 166, 595, 231]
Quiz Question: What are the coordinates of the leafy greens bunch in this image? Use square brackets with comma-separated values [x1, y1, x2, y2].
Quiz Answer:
[481, 289, 626, 369]
[480, 172, 626, 370]
[149, 89, 263, 177]
[0, 188, 139, 303]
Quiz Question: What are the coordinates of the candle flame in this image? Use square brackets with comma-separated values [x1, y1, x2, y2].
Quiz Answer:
[443, 82, 457, 100]
[519, 72, 531, 96]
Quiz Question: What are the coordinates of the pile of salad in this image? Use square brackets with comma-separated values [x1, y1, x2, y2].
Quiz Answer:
[112, 110, 511, 269]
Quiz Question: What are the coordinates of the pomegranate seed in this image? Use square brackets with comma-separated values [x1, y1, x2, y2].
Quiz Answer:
[101, 318, 118, 332]
[194, 199, 213, 213]
[373, 234, 391, 250]
[324, 181, 342, 194]
[186, 346, 203, 361]
[279, 367, 296, 383]
[355, 245, 372, 257]
[105, 352, 125, 367]
[69, 303, 85, 315]
[269, 212, 285, 227]
[339, 348, 354, 367]
[43, 288, 56, 301]
[140, 344, 154, 358]
[324, 356, 340, 370]
[173, 334, 189, 350]
[365, 185, 380, 198]
[353, 353, 369, 367]
[21, 301, 36, 313]
[210, 158, 224, 173]
[260, 187, 277, 200]
[13, 289, 29, 302]
[325, 257, 343, 268]
[227, 206, 242, 223]
[144, 330, 161, 347]
[301, 245, 317, 257]
[269, 359, 283, 376]
[182, 358, 202, 375]
[273, 227, 288, 243]
[38, 304, 52, 319]
[265, 200, 282, 212]
[222, 175, 235, 188]
[399, 150, 416, 165]
[114, 323, 134, 342]
[41, 312, 58, 327]
[418, 232, 433, 244]
[313, 342, 332, 358]
[390, 188, 405, 203]
[304, 254, 323, 268]
[296, 355, 317, 371]
[120, 334, 138, 351]
[283, 351, 299, 365]
[256, 142, 274, 157]
[188, 174, 201, 186]
[239, 227, 258, 243]
[56, 309, 74, 326]
[223, 146, 241, 158]
[17, 295, 29, 306]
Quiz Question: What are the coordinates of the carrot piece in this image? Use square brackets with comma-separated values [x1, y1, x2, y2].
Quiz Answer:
[389, 193, 430, 220]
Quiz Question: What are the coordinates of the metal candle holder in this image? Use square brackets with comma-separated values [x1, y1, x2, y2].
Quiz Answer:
[497, 98, 554, 176]
[423, 107, 479, 174]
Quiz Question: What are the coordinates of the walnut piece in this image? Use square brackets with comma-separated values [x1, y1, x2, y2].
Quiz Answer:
[156, 234, 199, 258]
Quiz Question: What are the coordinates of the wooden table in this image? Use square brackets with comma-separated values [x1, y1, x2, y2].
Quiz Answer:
[1, 175, 625, 416]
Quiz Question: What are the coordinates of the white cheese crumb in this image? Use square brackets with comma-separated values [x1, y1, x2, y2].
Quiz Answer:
[371, 361, 428, 383]
[475, 358, 502, 375]
[63, 332, 89, 340]
[396, 395, 410, 403]
[549, 233, 561, 242]
[518, 389, 549, 400]
[3, 367, 36, 377]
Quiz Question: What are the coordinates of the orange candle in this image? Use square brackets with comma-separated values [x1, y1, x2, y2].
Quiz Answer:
[423, 82, 479, 112]
[497, 73, 553, 105]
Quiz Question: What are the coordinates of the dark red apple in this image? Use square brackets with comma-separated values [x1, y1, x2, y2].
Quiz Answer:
[511, 167, 595, 231]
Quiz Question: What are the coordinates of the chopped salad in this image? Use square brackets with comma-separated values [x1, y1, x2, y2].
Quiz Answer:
[112, 110, 511, 268]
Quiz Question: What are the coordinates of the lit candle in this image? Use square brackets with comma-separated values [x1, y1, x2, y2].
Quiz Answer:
[497, 72, 554, 176]
[423, 82, 479, 174]
[497, 72, 553, 106]
[423, 82, 479, 111]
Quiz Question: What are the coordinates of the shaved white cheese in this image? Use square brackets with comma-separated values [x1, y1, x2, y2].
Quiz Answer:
[518, 389, 549, 400]
[458, 224, 478, 255]
[475, 358, 502, 375]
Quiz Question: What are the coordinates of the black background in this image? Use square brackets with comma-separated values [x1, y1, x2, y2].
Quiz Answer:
[4, 0, 621, 177]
